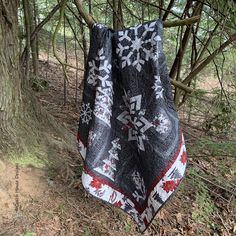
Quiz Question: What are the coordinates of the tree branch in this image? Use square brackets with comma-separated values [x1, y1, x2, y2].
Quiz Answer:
[52, 0, 83, 72]
[1, 0, 13, 27]
[74, 0, 200, 29]
[163, 15, 200, 28]
[73, 0, 196, 93]
[162, 0, 175, 21]
[183, 32, 236, 85]
[137, 0, 181, 19]
[66, 4, 85, 26]
[170, 79, 193, 93]
[30, 2, 62, 42]
[21, 1, 63, 64]
[74, 0, 95, 28]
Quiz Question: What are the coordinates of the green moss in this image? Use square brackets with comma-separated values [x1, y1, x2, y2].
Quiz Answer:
[8, 146, 48, 168]
[23, 232, 36, 236]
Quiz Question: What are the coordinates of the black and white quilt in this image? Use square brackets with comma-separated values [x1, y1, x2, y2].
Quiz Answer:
[77, 20, 187, 232]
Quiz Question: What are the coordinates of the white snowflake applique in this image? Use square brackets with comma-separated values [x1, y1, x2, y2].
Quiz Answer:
[80, 102, 92, 125]
[117, 92, 152, 151]
[132, 171, 146, 202]
[152, 75, 164, 99]
[86, 47, 114, 127]
[116, 21, 161, 72]
[87, 48, 112, 87]
[152, 112, 171, 134]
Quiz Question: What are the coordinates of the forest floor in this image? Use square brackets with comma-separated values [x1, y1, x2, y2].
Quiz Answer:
[0, 56, 235, 236]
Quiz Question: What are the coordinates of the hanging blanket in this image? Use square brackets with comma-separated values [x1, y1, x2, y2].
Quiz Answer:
[77, 20, 187, 232]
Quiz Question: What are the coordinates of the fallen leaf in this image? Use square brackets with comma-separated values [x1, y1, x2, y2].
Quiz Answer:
[175, 213, 183, 224]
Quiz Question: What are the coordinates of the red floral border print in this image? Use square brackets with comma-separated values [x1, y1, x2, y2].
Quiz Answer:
[77, 129, 184, 214]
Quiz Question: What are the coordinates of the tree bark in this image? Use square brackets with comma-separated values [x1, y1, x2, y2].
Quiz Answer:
[22, 0, 31, 80]
[0, 1, 73, 168]
[0, 0, 22, 151]
[31, 0, 39, 77]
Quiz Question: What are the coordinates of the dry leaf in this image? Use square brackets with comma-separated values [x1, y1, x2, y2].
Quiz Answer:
[157, 209, 168, 220]
[175, 213, 183, 224]
[233, 225, 236, 233]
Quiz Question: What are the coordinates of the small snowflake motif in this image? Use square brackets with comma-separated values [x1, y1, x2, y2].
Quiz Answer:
[152, 112, 171, 134]
[87, 47, 113, 127]
[152, 75, 164, 99]
[180, 151, 187, 165]
[80, 102, 92, 125]
[87, 48, 112, 87]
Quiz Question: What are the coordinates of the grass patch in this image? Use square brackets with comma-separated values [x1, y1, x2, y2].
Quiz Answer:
[187, 167, 217, 230]
[9, 148, 47, 168]
[192, 186, 216, 227]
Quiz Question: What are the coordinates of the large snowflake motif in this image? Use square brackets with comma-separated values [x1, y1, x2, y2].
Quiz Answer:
[87, 48, 112, 87]
[116, 21, 161, 72]
[152, 75, 164, 99]
[117, 93, 152, 151]
[80, 102, 92, 125]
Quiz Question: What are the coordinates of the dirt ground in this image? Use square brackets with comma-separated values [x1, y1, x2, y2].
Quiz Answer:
[0, 56, 235, 236]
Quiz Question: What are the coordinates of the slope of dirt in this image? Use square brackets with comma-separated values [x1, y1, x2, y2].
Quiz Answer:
[0, 161, 48, 225]
[0, 57, 235, 236]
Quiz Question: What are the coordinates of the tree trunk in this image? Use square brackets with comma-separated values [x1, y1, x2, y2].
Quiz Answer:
[22, 0, 39, 78]
[22, 0, 31, 80]
[0, 1, 73, 169]
[0, 0, 22, 151]
[112, 0, 123, 30]
[31, 0, 39, 77]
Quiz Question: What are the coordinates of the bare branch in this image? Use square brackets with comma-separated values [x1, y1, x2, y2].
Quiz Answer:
[74, 0, 200, 29]
[162, 0, 175, 21]
[170, 79, 193, 93]
[183, 32, 236, 85]
[137, 0, 181, 19]
[21, 1, 63, 64]
[30, 2, 62, 41]
[163, 15, 200, 28]
[74, 0, 95, 28]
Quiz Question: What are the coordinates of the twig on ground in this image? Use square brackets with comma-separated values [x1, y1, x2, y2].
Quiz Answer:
[53, 188, 91, 220]
[216, 211, 230, 236]
[190, 172, 236, 196]
[227, 187, 236, 212]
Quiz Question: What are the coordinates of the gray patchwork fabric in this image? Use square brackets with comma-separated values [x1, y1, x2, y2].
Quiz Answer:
[77, 20, 187, 232]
